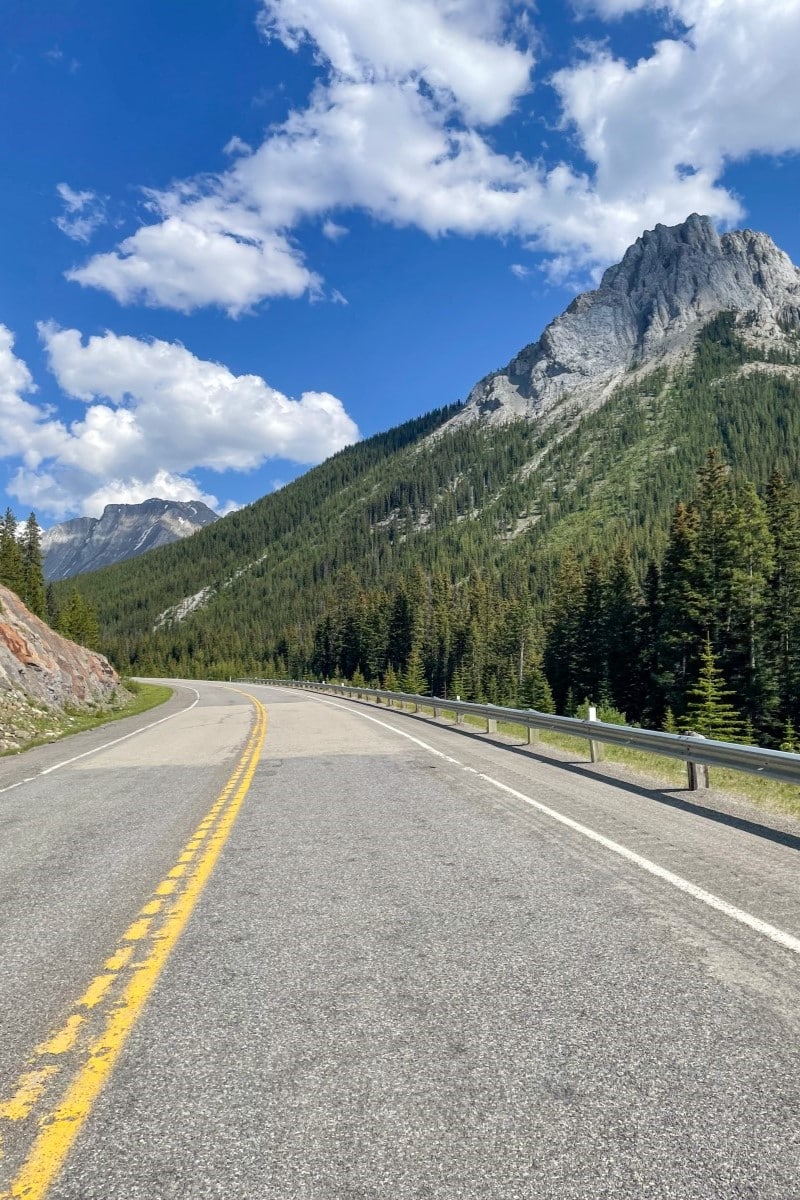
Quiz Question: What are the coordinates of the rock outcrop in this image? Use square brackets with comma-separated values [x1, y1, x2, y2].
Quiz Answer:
[0, 585, 122, 750]
[457, 214, 800, 426]
[42, 498, 219, 581]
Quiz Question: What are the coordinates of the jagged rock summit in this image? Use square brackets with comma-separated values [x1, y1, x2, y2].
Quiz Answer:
[42, 498, 219, 581]
[460, 214, 800, 426]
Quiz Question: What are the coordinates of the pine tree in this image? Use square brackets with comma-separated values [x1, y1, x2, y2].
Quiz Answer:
[663, 707, 678, 733]
[765, 470, 800, 724]
[574, 556, 607, 705]
[780, 719, 797, 753]
[401, 644, 427, 695]
[59, 589, 101, 650]
[658, 502, 703, 713]
[726, 481, 776, 731]
[543, 549, 583, 713]
[521, 657, 555, 713]
[604, 544, 644, 719]
[680, 637, 743, 741]
[19, 513, 46, 618]
[0, 508, 23, 596]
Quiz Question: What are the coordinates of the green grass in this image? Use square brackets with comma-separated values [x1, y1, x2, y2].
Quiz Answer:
[1, 683, 173, 757]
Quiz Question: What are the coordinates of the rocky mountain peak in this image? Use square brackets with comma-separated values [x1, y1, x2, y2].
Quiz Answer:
[458, 215, 800, 426]
[41, 498, 220, 581]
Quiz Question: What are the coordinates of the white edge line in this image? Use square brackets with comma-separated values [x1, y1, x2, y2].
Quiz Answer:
[282, 690, 800, 959]
[0, 686, 200, 795]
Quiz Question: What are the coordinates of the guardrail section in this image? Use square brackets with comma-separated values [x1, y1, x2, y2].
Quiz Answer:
[242, 679, 800, 791]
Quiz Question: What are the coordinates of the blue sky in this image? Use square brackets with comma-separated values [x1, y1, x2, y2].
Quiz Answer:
[2, 0, 800, 523]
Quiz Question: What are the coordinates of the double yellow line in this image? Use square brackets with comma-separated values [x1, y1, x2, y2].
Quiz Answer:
[0, 691, 267, 1200]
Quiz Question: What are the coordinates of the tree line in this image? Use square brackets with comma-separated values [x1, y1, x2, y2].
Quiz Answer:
[0, 508, 100, 649]
[291, 450, 800, 747]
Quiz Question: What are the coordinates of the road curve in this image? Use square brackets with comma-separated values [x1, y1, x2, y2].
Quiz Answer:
[1, 680, 799, 1198]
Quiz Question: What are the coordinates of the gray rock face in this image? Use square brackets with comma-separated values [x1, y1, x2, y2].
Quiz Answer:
[42, 498, 219, 581]
[459, 214, 800, 425]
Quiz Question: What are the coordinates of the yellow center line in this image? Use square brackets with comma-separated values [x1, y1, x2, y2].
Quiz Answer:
[0, 691, 267, 1200]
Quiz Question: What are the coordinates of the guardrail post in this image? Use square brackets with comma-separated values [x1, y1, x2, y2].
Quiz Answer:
[686, 733, 709, 790]
[588, 706, 604, 763]
[433, 702, 441, 718]
[486, 713, 497, 733]
[455, 695, 464, 725]
[527, 715, 541, 746]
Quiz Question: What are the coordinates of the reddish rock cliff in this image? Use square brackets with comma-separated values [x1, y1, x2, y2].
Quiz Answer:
[0, 585, 122, 750]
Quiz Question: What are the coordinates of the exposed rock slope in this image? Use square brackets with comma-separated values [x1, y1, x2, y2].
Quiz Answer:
[458, 214, 800, 426]
[42, 498, 219, 581]
[0, 585, 121, 750]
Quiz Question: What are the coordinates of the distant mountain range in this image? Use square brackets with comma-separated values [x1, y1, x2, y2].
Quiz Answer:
[42, 498, 219, 581]
[53, 215, 800, 678]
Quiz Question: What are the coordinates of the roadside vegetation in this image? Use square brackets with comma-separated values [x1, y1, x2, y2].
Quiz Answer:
[0, 681, 173, 757]
[372, 693, 800, 819]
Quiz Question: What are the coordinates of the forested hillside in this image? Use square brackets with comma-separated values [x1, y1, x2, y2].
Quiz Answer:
[59, 313, 800, 742]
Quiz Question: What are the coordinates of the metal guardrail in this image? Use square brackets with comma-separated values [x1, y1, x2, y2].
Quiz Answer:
[241, 679, 800, 791]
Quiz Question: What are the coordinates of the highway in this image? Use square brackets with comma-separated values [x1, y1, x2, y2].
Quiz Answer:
[1, 679, 799, 1198]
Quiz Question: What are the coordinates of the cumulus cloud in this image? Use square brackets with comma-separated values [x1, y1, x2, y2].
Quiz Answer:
[66, 198, 321, 316]
[322, 218, 348, 240]
[0, 322, 359, 517]
[66, 0, 800, 308]
[258, 0, 533, 124]
[554, 0, 800, 212]
[54, 183, 107, 243]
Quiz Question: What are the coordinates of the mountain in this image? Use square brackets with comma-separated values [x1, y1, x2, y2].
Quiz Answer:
[42, 498, 219, 581]
[457, 213, 800, 427]
[53, 216, 800, 684]
[0, 583, 121, 750]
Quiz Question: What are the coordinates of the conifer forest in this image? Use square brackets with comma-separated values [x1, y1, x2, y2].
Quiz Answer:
[31, 312, 800, 749]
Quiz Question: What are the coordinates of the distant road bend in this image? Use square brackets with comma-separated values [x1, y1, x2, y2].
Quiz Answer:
[1, 680, 799, 1198]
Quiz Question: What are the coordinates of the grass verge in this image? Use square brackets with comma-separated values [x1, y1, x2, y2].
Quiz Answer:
[375, 697, 800, 819]
[0, 682, 173, 757]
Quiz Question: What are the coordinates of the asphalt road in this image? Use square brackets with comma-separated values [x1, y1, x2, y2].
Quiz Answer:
[1, 680, 800, 1198]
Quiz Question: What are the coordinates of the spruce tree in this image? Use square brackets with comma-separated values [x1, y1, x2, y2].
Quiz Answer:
[765, 469, 800, 724]
[0, 508, 23, 596]
[658, 501, 703, 713]
[726, 481, 776, 731]
[401, 644, 427, 695]
[574, 556, 607, 705]
[20, 513, 46, 618]
[604, 544, 644, 719]
[543, 549, 583, 713]
[680, 637, 743, 742]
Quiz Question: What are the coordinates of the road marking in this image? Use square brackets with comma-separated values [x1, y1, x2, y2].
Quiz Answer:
[302, 692, 800, 958]
[0, 691, 267, 1200]
[0, 687, 201, 797]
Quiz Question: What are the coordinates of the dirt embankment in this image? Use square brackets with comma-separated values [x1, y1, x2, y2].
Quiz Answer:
[0, 584, 123, 751]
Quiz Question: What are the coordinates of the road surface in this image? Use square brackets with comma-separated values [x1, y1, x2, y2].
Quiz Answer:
[1, 680, 799, 1198]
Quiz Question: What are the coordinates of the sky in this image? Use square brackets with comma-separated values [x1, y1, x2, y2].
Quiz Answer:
[2, 0, 800, 525]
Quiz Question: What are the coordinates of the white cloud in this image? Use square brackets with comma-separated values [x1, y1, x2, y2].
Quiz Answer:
[554, 0, 800, 210]
[65, 0, 800, 309]
[0, 322, 359, 517]
[223, 135, 253, 156]
[258, 0, 533, 125]
[67, 200, 320, 316]
[54, 183, 107, 243]
[322, 218, 348, 240]
[510, 263, 532, 279]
